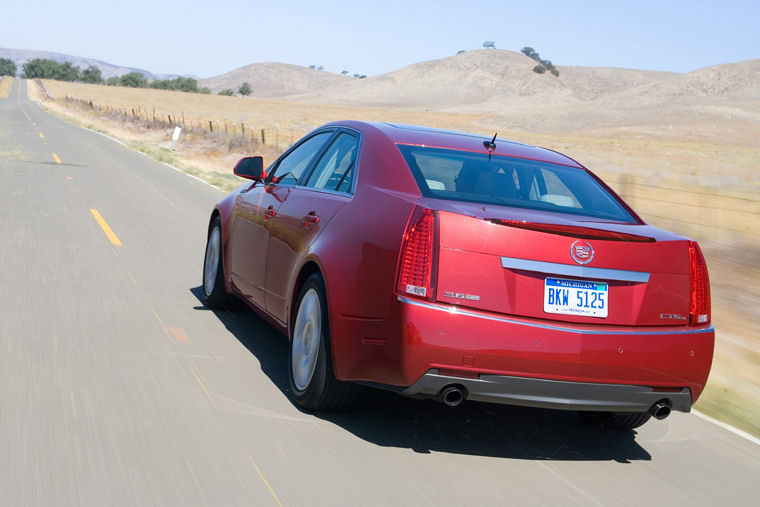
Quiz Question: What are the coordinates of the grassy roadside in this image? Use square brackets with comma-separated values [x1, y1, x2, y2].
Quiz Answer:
[29, 79, 760, 439]
[0, 76, 13, 99]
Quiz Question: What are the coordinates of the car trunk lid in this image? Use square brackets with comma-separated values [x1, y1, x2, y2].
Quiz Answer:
[433, 207, 691, 326]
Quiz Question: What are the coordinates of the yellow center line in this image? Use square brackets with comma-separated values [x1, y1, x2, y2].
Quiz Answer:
[246, 450, 284, 507]
[39, 132, 44, 139]
[186, 362, 215, 406]
[89, 209, 123, 246]
[52, 153, 61, 164]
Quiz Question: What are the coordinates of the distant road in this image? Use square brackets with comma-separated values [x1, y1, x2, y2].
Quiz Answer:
[1, 78, 758, 506]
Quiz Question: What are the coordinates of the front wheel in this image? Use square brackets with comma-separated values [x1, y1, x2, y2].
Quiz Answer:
[288, 273, 358, 411]
[202, 216, 228, 309]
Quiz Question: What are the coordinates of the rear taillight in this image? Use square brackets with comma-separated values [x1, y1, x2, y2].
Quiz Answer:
[689, 241, 711, 326]
[397, 209, 436, 299]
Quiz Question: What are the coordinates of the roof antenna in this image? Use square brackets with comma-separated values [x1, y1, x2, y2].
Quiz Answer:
[483, 133, 497, 160]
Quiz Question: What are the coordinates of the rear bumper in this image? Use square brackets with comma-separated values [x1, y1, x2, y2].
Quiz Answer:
[403, 369, 693, 413]
[392, 296, 714, 405]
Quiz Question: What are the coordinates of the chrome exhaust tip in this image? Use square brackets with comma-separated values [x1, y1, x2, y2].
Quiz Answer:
[439, 385, 466, 407]
[650, 401, 672, 420]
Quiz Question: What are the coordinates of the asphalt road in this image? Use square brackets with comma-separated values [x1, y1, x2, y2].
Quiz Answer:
[1, 78, 758, 506]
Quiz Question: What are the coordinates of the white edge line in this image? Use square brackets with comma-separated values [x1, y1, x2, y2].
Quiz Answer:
[161, 162, 223, 191]
[692, 409, 760, 446]
[91, 130, 127, 146]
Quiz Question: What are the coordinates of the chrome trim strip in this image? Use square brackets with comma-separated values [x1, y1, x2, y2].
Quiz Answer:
[500, 256, 650, 283]
[397, 296, 713, 336]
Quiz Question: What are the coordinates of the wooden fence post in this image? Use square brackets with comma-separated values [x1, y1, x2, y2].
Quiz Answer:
[261, 129, 266, 145]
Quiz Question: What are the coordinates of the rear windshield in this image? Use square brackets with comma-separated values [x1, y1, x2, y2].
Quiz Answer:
[397, 145, 636, 223]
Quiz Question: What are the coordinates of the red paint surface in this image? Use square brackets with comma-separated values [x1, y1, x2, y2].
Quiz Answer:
[210, 121, 714, 406]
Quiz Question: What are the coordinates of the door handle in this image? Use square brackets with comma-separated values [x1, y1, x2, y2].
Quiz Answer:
[264, 206, 276, 220]
[302, 211, 320, 229]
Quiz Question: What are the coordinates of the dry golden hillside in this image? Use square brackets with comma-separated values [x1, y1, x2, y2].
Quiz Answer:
[199, 62, 353, 96]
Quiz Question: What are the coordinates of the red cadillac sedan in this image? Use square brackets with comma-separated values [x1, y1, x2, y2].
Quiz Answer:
[202, 121, 714, 430]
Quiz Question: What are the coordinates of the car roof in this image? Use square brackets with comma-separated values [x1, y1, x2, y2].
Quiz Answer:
[324, 120, 584, 169]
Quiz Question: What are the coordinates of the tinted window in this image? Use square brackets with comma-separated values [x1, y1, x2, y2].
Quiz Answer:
[269, 131, 333, 185]
[398, 145, 636, 223]
[305, 132, 358, 193]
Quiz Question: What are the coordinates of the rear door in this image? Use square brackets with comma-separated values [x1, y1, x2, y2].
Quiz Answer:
[265, 131, 359, 323]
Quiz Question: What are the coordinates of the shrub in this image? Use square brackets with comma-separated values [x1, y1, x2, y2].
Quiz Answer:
[533, 65, 546, 74]
[218, 89, 235, 96]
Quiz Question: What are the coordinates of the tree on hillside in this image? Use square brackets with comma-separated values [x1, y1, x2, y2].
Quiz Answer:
[120, 72, 147, 88]
[81, 66, 103, 84]
[238, 82, 252, 96]
[0, 58, 17, 77]
[341, 70, 349, 75]
[23, 59, 59, 79]
[523, 47, 560, 77]
[54, 62, 80, 82]
[106, 76, 121, 86]
[149, 76, 199, 92]
[521, 47, 538, 59]
[482, 41, 495, 49]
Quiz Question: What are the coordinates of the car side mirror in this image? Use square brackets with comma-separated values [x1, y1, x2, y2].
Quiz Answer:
[234, 156, 264, 180]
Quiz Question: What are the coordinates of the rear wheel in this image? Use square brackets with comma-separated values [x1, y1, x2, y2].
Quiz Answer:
[202, 216, 228, 309]
[288, 273, 358, 411]
[578, 411, 652, 430]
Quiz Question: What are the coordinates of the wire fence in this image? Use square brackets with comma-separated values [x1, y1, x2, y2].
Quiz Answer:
[606, 174, 760, 248]
[62, 95, 303, 150]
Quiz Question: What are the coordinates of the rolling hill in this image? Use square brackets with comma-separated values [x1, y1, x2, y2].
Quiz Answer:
[0, 47, 173, 79]
[198, 62, 353, 97]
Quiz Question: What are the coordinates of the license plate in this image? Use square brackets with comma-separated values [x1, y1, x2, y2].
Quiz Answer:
[544, 278, 608, 318]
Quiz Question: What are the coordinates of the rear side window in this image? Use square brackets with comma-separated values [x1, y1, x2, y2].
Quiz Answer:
[398, 145, 636, 223]
[305, 132, 358, 193]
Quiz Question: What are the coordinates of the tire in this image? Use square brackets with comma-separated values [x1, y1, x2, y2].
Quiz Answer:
[288, 273, 358, 411]
[202, 216, 228, 309]
[578, 411, 652, 430]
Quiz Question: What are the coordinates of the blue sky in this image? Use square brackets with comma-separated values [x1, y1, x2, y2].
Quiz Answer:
[4, 0, 758, 77]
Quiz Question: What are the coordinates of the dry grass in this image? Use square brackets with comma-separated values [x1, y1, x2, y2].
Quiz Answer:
[31, 79, 760, 436]
[0, 77, 13, 99]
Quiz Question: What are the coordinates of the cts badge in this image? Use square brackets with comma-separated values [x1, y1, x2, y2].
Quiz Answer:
[570, 240, 594, 265]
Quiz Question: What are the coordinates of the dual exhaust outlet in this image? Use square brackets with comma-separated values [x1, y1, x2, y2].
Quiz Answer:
[437, 384, 673, 420]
